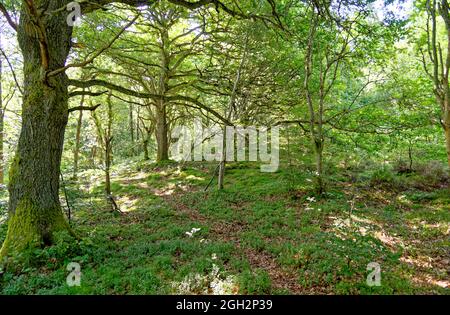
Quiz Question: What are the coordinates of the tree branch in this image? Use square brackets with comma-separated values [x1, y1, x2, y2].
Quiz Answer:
[69, 90, 108, 98]
[0, 2, 17, 31]
[68, 103, 102, 113]
[69, 78, 159, 98]
[0, 46, 23, 94]
[47, 15, 139, 78]
[24, 0, 50, 70]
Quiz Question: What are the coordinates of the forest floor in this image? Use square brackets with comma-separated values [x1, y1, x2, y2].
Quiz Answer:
[0, 161, 449, 294]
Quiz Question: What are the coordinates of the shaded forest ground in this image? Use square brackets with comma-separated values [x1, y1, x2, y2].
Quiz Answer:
[0, 161, 448, 294]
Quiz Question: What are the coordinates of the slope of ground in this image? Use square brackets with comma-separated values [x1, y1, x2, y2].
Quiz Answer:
[0, 162, 448, 294]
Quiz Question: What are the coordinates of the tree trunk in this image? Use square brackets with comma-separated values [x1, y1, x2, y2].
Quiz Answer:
[314, 140, 324, 195]
[143, 134, 150, 161]
[105, 93, 114, 210]
[444, 119, 450, 169]
[136, 106, 141, 142]
[408, 139, 413, 171]
[105, 138, 112, 197]
[0, 110, 3, 186]
[218, 126, 226, 190]
[73, 95, 85, 180]
[155, 23, 170, 163]
[155, 104, 169, 162]
[218, 161, 225, 190]
[287, 127, 291, 167]
[0, 1, 72, 258]
[0, 31, 4, 185]
[129, 104, 135, 155]
[0, 42, 3, 185]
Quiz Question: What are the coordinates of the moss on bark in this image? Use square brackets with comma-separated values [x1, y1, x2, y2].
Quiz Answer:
[0, 198, 70, 260]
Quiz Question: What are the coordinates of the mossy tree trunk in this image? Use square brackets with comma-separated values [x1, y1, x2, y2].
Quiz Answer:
[143, 138, 150, 161]
[0, 0, 72, 259]
[137, 114, 153, 161]
[0, 31, 5, 185]
[0, 108, 3, 186]
[0, 46, 3, 185]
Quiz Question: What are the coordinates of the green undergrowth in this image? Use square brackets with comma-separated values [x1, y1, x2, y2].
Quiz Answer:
[0, 161, 448, 294]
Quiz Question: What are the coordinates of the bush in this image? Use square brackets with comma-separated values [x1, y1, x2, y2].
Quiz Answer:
[404, 161, 448, 190]
[369, 168, 406, 190]
[415, 160, 448, 181]
[393, 159, 412, 174]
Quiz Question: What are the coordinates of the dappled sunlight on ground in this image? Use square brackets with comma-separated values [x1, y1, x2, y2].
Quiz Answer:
[400, 256, 433, 269]
[116, 195, 140, 213]
[136, 182, 151, 190]
[326, 187, 448, 293]
[153, 183, 177, 196]
[373, 231, 405, 248]
[410, 274, 449, 289]
[329, 214, 406, 249]
[408, 220, 450, 235]
[185, 175, 205, 182]
[115, 171, 149, 182]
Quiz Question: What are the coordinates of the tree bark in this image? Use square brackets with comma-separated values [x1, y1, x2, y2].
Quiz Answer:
[73, 95, 85, 180]
[129, 104, 135, 155]
[314, 140, 324, 195]
[91, 93, 114, 208]
[0, 37, 3, 185]
[105, 138, 112, 197]
[143, 138, 150, 161]
[218, 126, 226, 190]
[105, 94, 113, 200]
[0, 110, 3, 186]
[155, 103, 169, 162]
[155, 22, 170, 163]
[444, 113, 450, 168]
[0, 1, 72, 258]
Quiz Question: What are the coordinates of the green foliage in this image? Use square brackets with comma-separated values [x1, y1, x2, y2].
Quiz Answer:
[1, 0, 450, 296]
[0, 161, 448, 294]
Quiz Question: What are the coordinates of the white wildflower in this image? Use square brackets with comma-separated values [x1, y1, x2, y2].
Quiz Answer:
[185, 227, 201, 238]
[306, 196, 316, 203]
[171, 263, 238, 295]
